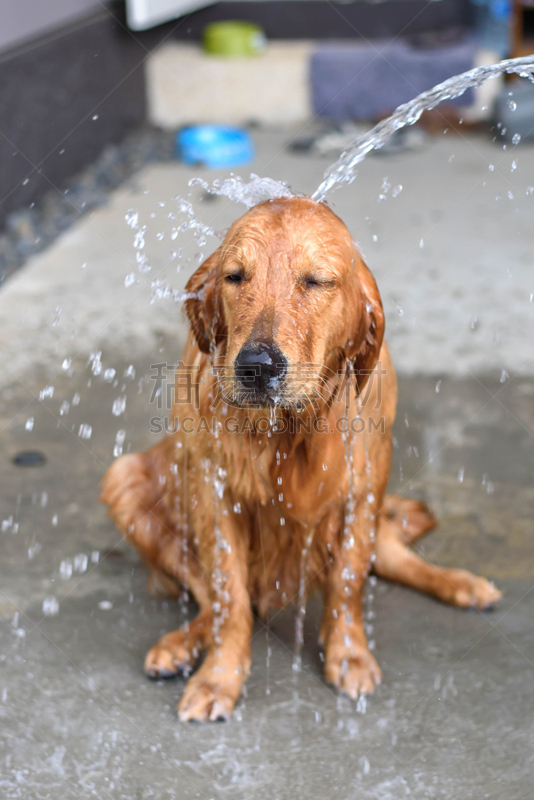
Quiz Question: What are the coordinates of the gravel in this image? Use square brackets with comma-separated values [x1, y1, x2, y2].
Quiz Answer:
[0, 126, 176, 283]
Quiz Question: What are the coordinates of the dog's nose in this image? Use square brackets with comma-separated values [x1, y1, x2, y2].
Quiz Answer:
[235, 343, 287, 393]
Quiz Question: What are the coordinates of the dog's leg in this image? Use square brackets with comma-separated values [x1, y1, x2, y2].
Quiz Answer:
[177, 502, 252, 722]
[381, 494, 437, 544]
[320, 505, 382, 699]
[374, 512, 502, 609]
[100, 451, 172, 559]
[101, 450, 216, 675]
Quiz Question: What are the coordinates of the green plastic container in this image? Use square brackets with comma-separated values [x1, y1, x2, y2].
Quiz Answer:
[202, 21, 266, 57]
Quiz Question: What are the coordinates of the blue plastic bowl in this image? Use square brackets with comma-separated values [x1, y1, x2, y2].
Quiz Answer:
[176, 125, 254, 168]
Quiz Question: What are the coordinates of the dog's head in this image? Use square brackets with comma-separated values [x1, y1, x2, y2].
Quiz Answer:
[184, 197, 384, 408]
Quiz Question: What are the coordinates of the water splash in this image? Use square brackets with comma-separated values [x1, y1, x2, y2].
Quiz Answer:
[313, 54, 534, 201]
[190, 173, 296, 209]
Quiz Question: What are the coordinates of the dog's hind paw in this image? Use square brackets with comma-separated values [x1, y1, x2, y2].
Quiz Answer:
[145, 643, 191, 680]
[448, 570, 502, 610]
[144, 630, 198, 680]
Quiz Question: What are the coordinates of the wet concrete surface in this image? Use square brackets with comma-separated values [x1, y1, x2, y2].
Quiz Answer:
[1, 349, 533, 799]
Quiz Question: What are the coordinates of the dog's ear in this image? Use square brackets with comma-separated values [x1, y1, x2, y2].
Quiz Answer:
[344, 259, 385, 394]
[183, 250, 225, 354]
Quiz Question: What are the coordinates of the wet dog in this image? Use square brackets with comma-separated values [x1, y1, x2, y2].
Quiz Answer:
[101, 197, 501, 721]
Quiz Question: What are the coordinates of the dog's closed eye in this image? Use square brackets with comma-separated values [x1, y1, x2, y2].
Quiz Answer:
[302, 276, 335, 289]
[224, 272, 244, 285]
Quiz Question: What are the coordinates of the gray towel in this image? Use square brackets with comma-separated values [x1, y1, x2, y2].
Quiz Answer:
[311, 37, 476, 120]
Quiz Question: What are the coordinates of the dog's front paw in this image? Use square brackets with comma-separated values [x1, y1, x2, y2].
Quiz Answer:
[177, 660, 245, 722]
[325, 641, 382, 699]
[145, 640, 191, 680]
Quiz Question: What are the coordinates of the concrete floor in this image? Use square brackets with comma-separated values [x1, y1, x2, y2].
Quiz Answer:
[1, 128, 534, 798]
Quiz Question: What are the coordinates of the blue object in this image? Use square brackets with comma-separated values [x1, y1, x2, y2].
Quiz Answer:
[176, 126, 254, 168]
[471, 0, 511, 56]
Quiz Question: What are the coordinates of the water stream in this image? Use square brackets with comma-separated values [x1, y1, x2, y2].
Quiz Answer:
[313, 54, 534, 200]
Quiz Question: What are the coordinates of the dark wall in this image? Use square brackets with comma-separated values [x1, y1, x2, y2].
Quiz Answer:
[0, 9, 147, 227]
[167, 0, 473, 41]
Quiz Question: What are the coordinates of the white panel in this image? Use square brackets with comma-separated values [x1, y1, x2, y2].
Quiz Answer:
[0, 0, 100, 54]
[146, 41, 312, 126]
[126, 0, 216, 31]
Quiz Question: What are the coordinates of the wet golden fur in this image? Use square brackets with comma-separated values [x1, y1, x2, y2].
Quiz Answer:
[101, 197, 501, 721]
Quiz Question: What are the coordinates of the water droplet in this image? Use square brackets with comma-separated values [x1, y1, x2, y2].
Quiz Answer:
[356, 694, 367, 714]
[133, 227, 146, 250]
[59, 560, 73, 580]
[78, 423, 92, 440]
[25, 417, 34, 431]
[89, 351, 102, 376]
[113, 429, 126, 457]
[74, 553, 88, 573]
[112, 396, 126, 416]
[43, 597, 59, 616]
[125, 209, 138, 229]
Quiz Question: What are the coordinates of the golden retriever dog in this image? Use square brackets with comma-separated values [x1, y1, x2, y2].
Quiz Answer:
[101, 197, 501, 721]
